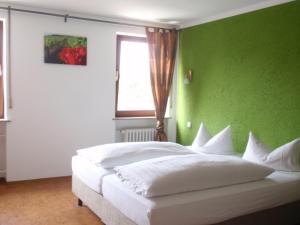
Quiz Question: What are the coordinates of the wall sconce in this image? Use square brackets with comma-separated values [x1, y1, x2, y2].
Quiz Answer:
[183, 69, 192, 84]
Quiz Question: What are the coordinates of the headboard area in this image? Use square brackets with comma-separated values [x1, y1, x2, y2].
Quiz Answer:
[176, 0, 300, 153]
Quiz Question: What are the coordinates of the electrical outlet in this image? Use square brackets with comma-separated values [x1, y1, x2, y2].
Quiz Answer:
[186, 121, 192, 128]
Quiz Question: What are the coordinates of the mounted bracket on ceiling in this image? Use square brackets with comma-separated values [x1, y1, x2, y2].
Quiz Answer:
[64, 14, 69, 22]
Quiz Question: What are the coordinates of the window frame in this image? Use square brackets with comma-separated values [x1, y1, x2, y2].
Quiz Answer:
[115, 35, 155, 118]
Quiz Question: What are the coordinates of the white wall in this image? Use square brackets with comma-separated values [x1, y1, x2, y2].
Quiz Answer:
[0, 123, 5, 177]
[3, 11, 177, 181]
[4, 11, 148, 181]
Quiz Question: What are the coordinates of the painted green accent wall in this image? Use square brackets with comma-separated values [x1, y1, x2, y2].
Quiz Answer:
[177, 1, 300, 152]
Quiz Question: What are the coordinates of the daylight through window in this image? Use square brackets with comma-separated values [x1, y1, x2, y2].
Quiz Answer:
[115, 35, 155, 117]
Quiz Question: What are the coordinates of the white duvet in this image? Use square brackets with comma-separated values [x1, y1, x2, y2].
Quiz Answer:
[77, 141, 194, 169]
[115, 154, 274, 197]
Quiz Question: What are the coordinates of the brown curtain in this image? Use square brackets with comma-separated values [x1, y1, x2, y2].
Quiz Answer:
[146, 28, 178, 141]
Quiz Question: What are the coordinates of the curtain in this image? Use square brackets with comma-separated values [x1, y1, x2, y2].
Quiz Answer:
[146, 28, 178, 141]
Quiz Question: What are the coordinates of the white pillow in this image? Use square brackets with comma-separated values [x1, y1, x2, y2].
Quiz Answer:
[242, 132, 270, 163]
[193, 124, 235, 155]
[192, 122, 212, 147]
[115, 154, 274, 197]
[243, 132, 300, 172]
[77, 141, 194, 168]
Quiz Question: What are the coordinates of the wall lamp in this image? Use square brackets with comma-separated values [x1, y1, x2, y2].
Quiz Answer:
[183, 69, 192, 84]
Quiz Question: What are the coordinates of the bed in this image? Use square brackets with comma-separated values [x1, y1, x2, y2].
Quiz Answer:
[72, 152, 300, 225]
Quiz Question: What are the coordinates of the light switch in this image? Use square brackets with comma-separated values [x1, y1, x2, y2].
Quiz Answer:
[186, 121, 192, 128]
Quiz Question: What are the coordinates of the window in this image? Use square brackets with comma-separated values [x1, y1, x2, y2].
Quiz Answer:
[115, 35, 155, 117]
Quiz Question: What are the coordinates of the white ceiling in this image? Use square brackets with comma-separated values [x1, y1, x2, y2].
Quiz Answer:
[1, 0, 293, 28]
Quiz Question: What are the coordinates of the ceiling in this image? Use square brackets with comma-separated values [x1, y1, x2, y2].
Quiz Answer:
[2, 0, 292, 27]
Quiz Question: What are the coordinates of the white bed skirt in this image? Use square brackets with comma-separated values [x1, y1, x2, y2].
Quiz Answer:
[72, 174, 137, 225]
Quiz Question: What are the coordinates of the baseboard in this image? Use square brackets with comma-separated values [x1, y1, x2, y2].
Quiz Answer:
[0, 170, 6, 178]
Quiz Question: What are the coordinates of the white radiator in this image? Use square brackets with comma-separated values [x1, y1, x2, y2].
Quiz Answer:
[121, 128, 156, 142]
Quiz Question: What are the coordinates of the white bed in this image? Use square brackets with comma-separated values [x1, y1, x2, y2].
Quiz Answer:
[102, 171, 300, 225]
[72, 155, 113, 194]
[72, 143, 300, 225]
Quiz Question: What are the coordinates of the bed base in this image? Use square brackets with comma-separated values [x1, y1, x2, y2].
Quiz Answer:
[72, 174, 136, 225]
[72, 174, 300, 225]
[78, 198, 83, 207]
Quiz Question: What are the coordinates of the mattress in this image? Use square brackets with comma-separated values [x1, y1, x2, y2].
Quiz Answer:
[102, 171, 300, 225]
[72, 155, 113, 194]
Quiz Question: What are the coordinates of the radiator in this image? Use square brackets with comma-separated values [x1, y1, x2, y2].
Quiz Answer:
[121, 128, 156, 142]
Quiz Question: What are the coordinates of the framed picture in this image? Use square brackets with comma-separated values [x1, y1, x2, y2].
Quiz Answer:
[44, 34, 87, 65]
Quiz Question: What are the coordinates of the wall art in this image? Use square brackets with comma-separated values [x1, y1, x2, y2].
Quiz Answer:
[44, 34, 87, 65]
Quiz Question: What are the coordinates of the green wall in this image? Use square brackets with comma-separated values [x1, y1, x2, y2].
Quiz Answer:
[177, 1, 300, 152]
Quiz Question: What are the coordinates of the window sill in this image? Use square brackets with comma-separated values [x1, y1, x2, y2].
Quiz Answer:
[113, 116, 172, 120]
[0, 119, 10, 122]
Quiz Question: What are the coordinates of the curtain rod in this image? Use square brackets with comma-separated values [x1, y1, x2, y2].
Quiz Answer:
[0, 6, 172, 29]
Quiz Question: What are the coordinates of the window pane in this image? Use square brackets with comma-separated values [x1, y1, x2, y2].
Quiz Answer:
[117, 40, 154, 111]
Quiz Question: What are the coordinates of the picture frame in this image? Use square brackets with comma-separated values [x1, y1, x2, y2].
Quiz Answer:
[44, 34, 87, 66]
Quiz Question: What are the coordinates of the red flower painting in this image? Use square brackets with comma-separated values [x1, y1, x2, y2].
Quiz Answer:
[59, 47, 87, 65]
[44, 35, 87, 66]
